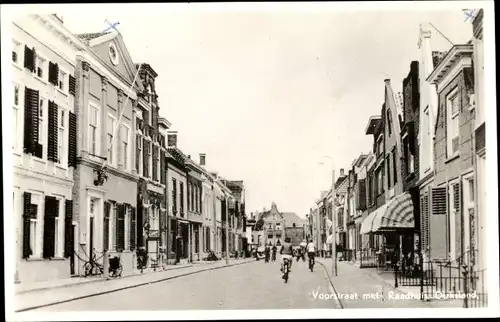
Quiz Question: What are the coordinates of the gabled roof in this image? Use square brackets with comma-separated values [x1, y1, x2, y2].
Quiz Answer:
[282, 212, 306, 228]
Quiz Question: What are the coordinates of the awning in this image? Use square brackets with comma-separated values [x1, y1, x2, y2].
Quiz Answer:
[372, 192, 415, 232]
[360, 204, 388, 234]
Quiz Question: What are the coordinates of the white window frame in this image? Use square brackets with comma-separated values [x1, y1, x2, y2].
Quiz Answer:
[107, 114, 116, 166]
[446, 87, 460, 158]
[29, 192, 44, 259]
[57, 108, 66, 165]
[155, 144, 160, 182]
[462, 173, 475, 263]
[148, 141, 152, 179]
[57, 68, 68, 93]
[448, 179, 459, 261]
[54, 196, 65, 257]
[88, 102, 100, 156]
[121, 124, 130, 170]
[37, 97, 46, 160]
[35, 53, 47, 82]
[13, 83, 22, 151]
[137, 136, 143, 175]
[12, 39, 23, 68]
[109, 202, 116, 250]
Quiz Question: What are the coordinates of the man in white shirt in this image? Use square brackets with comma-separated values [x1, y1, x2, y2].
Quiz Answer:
[306, 239, 316, 266]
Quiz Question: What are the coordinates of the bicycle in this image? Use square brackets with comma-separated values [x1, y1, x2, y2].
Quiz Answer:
[282, 257, 291, 283]
[83, 252, 104, 277]
[108, 255, 123, 277]
[308, 252, 315, 272]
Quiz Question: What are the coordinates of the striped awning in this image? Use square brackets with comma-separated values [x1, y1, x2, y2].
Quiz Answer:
[360, 203, 388, 234]
[371, 192, 415, 232]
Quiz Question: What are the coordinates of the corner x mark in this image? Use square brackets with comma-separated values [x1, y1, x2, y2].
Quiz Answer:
[104, 19, 120, 33]
[463, 9, 476, 22]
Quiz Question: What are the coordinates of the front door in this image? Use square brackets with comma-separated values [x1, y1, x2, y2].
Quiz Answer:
[70, 223, 76, 275]
[89, 217, 94, 260]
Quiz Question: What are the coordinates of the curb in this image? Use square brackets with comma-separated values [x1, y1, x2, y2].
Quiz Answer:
[316, 261, 344, 309]
[15, 260, 256, 313]
[15, 264, 194, 295]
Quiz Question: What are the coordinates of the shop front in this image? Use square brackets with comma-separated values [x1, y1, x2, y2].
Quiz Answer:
[360, 192, 416, 274]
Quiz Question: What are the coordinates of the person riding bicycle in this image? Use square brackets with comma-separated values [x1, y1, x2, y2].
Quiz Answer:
[264, 243, 271, 262]
[280, 237, 294, 273]
[271, 244, 277, 261]
[306, 239, 316, 266]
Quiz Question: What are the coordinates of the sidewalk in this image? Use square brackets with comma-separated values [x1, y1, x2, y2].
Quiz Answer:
[14, 258, 255, 312]
[317, 259, 462, 309]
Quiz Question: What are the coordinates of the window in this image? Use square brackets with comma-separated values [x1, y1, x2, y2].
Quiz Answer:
[58, 70, 66, 92]
[447, 89, 460, 157]
[463, 177, 474, 260]
[148, 142, 152, 178]
[121, 125, 129, 169]
[156, 146, 160, 182]
[12, 40, 21, 65]
[38, 99, 45, 157]
[448, 182, 459, 260]
[36, 56, 46, 79]
[386, 154, 392, 188]
[387, 110, 393, 136]
[180, 182, 184, 214]
[392, 149, 397, 184]
[13, 84, 20, 150]
[377, 137, 383, 156]
[150, 206, 159, 231]
[268, 234, 273, 239]
[58, 109, 65, 164]
[54, 198, 64, 257]
[30, 193, 42, 258]
[88, 105, 99, 155]
[275, 223, 281, 230]
[107, 115, 115, 165]
[137, 136, 142, 174]
[377, 168, 383, 195]
[172, 178, 177, 212]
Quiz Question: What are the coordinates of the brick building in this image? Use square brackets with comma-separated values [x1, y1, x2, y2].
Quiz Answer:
[400, 61, 422, 259]
[427, 44, 476, 265]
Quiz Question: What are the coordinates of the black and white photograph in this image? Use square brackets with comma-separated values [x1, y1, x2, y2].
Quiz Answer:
[2, 1, 498, 320]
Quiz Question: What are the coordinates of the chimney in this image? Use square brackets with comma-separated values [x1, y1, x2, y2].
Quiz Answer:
[199, 153, 206, 166]
[167, 131, 177, 147]
[340, 168, 345, 177]
[384, 79, 391, 85]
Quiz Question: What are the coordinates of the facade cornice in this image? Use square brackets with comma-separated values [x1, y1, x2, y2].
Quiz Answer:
[79, 157, 139, 183]
[427, 45, 474, 86]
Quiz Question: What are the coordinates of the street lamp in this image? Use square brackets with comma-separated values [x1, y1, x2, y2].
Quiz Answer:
[320, 156, 338, 276]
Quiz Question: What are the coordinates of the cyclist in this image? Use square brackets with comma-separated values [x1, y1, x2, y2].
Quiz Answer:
[271, 244, 277, 261]
[280, 237, 294, 273]
[306, 239, 316, 267]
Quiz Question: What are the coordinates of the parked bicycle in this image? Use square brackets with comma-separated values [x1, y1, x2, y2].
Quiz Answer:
[83, 252, 104, 277]
[108, 255, 123, 277]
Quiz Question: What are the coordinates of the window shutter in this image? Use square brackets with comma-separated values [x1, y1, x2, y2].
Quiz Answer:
[136, 135, 141, 173]
[453, 182, 462, 260]
[64, 199, 73, 258]
[116, 203, 125, 252]
[103, 201, 110, 252]
[431, 186, 447, 215]
[48, 62, 56, 85]
[43, 196, 58, 258]
[23, 87, 39, 154]
[69, 75, 76, 96]
[22, 192, 32, 259]
[68, 112, 77, 167]
[47, 101, 58, 162]
[143, 138, 148, 177]
[152, 146, 158, 181]
[24, 46, 35, 72]
[160, 150, 166, 184]
[420, 194, 430, 253]
[130, 206, 136, 251]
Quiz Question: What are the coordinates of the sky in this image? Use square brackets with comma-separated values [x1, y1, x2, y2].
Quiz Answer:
[11, 3, 474, 218]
